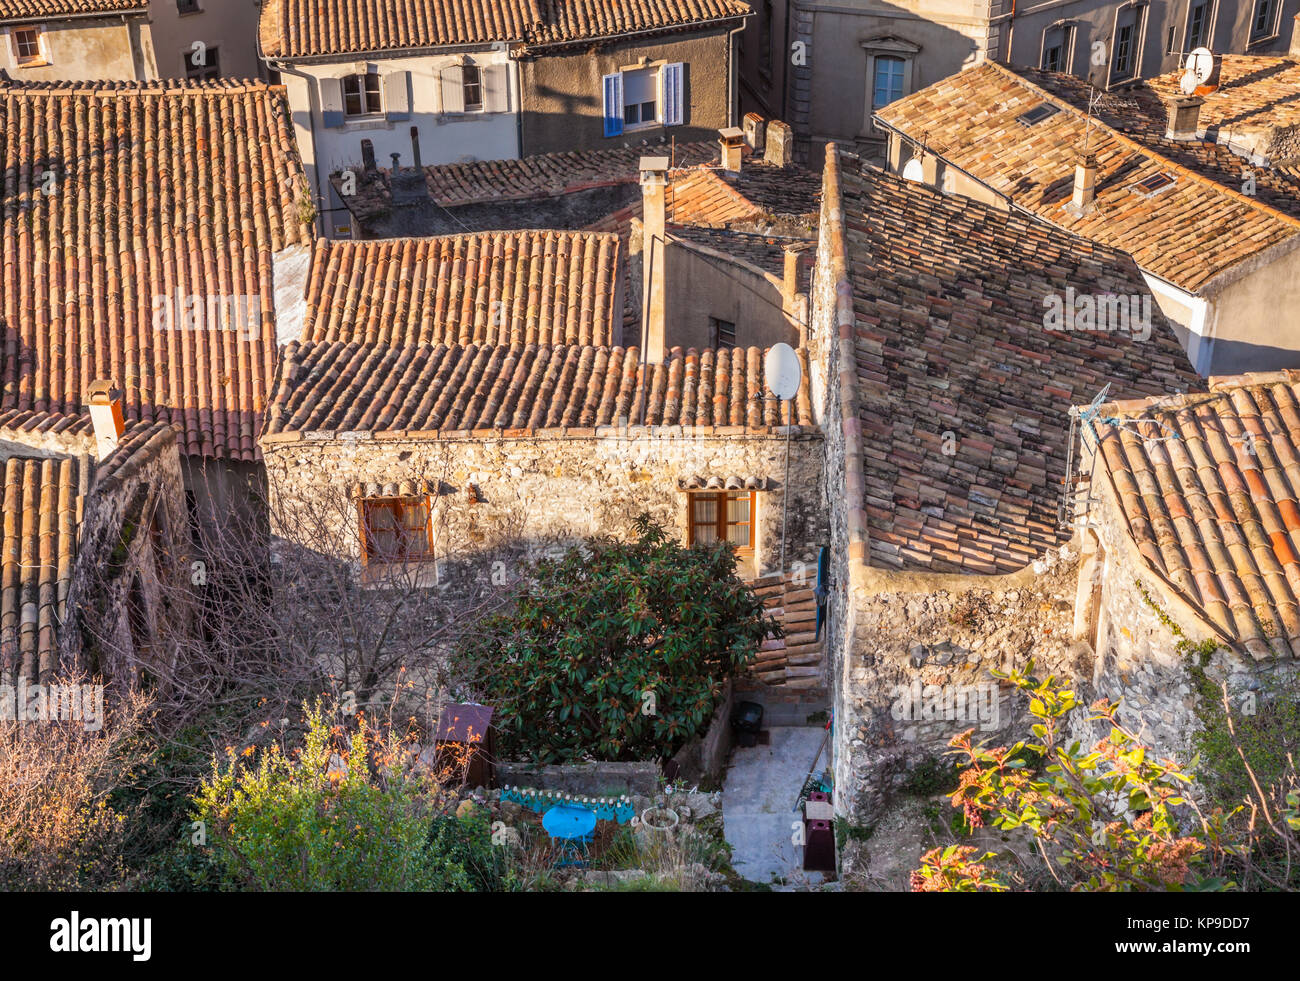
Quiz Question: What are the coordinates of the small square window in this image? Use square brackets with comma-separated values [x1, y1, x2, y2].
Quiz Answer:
[12, 27, 42, 64]
[177, 0, 201, 12]
[186, 44, 220, 81]
[710, 317, 737, 348]
[1132, 172, 1176, 196]
[688, 491, 756, 553]
[360, 497, 433, 564]
[622, 67, 659, 128]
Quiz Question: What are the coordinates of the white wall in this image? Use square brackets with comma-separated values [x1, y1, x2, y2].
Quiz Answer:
[277, 50, 521, 238]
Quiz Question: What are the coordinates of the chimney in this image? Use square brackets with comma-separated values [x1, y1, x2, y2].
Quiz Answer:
[1069, 153, 1098, 216]
[87, 380, 125, 462]
[743, 112, 766, 153]
[1291, 15, 1300, 57]
[719, 126, 745, 174]
[764, 120, 794, 167]
[640, 156, 669, 364]
[1164, 96, 1204, 141]
[782, 246, 801, 309]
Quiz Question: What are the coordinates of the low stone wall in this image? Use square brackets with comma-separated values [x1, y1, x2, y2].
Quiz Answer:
[667, 679, 734, 786]
[495, 761, 660, 797]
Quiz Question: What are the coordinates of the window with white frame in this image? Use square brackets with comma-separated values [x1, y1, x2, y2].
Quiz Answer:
[1110, 5, 1146, 82]
[861, 38, 918, 132]
[602, 63, 684, 137]
[343, 73, 382, 117]
[1041, 23, 1075, 72]
[1186, 0, 1214, 49]
[1250, 0, 1279, 41]
[439, 63, 508, 114]
[10, 26, 44, 65]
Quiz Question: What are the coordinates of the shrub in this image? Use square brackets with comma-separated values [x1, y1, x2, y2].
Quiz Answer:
[453, 515, 776, 763]
[194, 699, 471, 891]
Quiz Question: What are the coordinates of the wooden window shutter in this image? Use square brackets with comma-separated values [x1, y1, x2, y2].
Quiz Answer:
[383, 71, 411, 119]
[603, 72, 624, 137]
[662, 63, 685, 127]
[441, 65, 465, 113]
[320, 76, 346, 128]
[483, 64, 510, 113]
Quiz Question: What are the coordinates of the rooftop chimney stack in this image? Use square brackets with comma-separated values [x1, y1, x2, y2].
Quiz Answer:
[639, 156, 670, 364]
[1164, 96, 1205, 141]
[1291, 14, 1300, 57]
[87, 380, 125, 462]
[764, 120, 794, 167]
[743, 112, 766, 153]
[719, 127, 745, 174]
[1069, 153, 1098, 217]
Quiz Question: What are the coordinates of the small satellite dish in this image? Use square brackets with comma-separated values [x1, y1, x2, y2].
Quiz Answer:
[1179, 69, 1199, 96]
[765, 343, 802, 400]
[901, 157, 925, 183]
[1186, 47, 1215, 84]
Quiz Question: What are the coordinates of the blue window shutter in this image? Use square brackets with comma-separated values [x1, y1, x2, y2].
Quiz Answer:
[603, 72, 624, 137]
[662, 63, 684, 126]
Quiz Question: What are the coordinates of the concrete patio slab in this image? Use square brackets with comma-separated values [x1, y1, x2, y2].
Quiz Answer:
[722, 726, 829, 886]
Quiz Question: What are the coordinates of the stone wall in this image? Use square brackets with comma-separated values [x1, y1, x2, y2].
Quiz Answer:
[261, 428, 827, 582]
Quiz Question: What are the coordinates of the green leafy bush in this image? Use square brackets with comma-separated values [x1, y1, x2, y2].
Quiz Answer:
[194, 700, 473, 890]
[454, 516, 776, 763]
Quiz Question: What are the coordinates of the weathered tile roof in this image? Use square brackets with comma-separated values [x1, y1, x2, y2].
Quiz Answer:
[1147, 55, 1300, 145]
[0, 0, 142, 22]
[300, 232, 623, 348]
[875, 62, 1300, 294]
[0, 419, 175, 684]
[1, 78, 314, 461]
[266, 342, 813, 436]
[1089, 372, 1300, 658]
[422, 142, 719, 207]
[824, 149, 1201, 575]
[0, 452, 80, 684]
[670, 225, 807, 278]
[260, 0, 751, 59]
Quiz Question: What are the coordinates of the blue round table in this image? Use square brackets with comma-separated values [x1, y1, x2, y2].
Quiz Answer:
[542, 804, 597, 866]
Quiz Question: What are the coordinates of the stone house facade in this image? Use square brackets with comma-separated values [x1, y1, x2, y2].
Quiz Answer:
[807, 145, 1202, 855]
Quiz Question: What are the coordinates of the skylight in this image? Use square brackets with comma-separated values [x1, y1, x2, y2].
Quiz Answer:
[1132, 172, 1177, 197]
[1016, 104, 1059, 126]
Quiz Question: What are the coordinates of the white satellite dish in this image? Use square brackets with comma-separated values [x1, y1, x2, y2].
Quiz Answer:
[1179, 69, 1199, 96]
[902, 157, 925, 183]
[765, 343, 802, 400]
[1186, 47, 1215, 84]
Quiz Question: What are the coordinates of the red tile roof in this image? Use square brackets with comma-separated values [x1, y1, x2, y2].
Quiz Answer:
[0, 419, 176, 684]
[0, 78, 313, 461]
[875, 62, 1300, 294]
[1147, 55, 1300, 148]
[0, 452, 80, 684]
[260, 0, 752, 59]
[266, 342, 813, 435]
[822, 147, 1201, 575]
[300, 232, 624, 348]
[1089, 372, 1300, 658]
[0, 0, 142, 21]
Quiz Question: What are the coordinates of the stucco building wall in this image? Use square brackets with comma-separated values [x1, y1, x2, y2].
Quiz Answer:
[0, 15, 152, 80]
[519, 29, 736, 155]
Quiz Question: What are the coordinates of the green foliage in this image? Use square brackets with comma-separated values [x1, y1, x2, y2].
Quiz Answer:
[455, 515, 776, 763]
[193, 700, 478, 891]
[917, 664, 1239, 892]
[425, 812, 508, 892]
[1193, 677, 1300, 812]
[901, 755, 961, 797]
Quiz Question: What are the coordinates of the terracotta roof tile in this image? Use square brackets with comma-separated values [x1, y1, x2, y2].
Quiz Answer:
[1090, 372, 1300, 659]
[266, 342, 813, 435]
[1, 78, 313, 461]
[300, 231, 623, 348]
[0, 0, 142, 21]
[261, 0, 751, 59]
[830, 152, 1201, 575]
[876, 62, 1300, 293]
